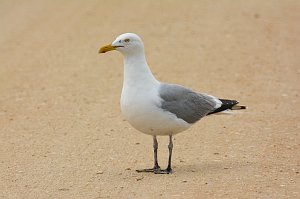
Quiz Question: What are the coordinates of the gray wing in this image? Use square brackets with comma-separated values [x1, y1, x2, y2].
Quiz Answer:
[159, 83, 218, 124]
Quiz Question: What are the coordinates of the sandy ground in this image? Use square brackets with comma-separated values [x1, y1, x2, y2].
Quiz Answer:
[0, 0, 299, 198]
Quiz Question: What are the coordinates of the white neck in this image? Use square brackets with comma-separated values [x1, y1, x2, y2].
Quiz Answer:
[123, 51, 158, 89]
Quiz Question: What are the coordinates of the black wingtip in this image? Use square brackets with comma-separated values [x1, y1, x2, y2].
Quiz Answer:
[240, 105, 247, 109]
[207, 99, 246, 115]
[232, 105, 247, 110]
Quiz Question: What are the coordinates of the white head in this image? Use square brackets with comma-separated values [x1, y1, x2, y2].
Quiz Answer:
[99, 33, 144, 56]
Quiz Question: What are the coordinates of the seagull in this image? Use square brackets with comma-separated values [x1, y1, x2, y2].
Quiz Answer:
[99, 33, 246, 174]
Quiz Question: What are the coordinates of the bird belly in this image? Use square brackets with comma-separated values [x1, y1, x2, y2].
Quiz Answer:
[121, 93, 191, 135]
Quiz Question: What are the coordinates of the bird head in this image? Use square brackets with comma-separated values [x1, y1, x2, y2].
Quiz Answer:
[99, 33, 144, 56]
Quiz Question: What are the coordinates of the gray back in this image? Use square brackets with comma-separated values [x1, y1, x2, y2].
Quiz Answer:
[159, 84, 217, 124]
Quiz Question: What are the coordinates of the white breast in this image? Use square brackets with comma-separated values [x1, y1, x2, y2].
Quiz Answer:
[120, 82, 191, 136]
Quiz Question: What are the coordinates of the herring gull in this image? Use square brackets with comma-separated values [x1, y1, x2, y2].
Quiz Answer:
[99, 33, 246, 174]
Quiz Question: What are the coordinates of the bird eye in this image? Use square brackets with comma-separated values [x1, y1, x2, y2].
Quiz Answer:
[124, 39, 130, 43]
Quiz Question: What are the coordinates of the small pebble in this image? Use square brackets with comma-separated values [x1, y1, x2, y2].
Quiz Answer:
[96, 171, 104, 174]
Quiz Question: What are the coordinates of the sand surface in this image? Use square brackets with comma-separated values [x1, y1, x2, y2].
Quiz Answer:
[0, 0, 299, 198]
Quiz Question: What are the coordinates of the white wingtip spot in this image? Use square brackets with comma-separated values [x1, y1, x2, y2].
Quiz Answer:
[214, 99, 222, 109]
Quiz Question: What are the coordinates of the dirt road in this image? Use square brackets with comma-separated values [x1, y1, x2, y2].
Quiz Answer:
[0, 0, 299, 198]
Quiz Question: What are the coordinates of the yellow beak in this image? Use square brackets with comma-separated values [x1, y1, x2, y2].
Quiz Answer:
[98, 44, 117, 53]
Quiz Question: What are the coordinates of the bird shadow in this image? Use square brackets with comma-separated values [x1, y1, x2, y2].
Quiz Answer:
[173, 160, 252, 175]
